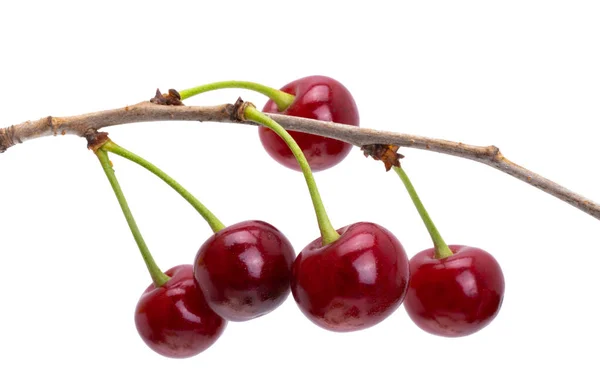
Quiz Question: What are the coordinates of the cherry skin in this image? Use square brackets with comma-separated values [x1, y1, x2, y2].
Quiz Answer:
[404, 245, 505, 337]
[194, 220, 296, 322]
[134, 264, 226, 358]
[290, 222, 410, 332]
[259, 75, 359, 172]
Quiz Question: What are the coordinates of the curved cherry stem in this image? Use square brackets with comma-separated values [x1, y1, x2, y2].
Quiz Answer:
[393, 166, 453, 259]
[101, 140, 226, 233]
[95, 149, 170, 287]
[243, 105, 340, 245]
[179, 81, 295, 112]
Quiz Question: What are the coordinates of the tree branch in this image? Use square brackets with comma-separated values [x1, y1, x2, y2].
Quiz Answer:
[1, 100, 599, 221]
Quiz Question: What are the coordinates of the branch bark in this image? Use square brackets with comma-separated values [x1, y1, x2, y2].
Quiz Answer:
[1, 100, 599, 221]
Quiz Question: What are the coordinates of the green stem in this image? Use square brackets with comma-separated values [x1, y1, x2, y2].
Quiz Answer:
[95, 149, 170, 287]
[244, 105, 340, 245]
[101, 140, 225, 233]
[393, 166, 454, 259]
[179, 81, 295, 111]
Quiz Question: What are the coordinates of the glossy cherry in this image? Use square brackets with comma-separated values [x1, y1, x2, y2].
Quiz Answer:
[404, 245, 505, 337]
[134, 264, 226, 358]
[291, 222, 410, 332]
[194, 220, 296, 322]
[259, 75, 359, 172]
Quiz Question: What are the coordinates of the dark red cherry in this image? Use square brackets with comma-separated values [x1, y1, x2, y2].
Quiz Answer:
[134, 264, 226, 358]
[194, 220, 295, 322]
[291, 222, 409, 332]
[404, 245, 505, 337]
[259, 75, 359, 172]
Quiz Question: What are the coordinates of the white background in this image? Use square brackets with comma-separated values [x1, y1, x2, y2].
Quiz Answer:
[1, 1, 599, 383]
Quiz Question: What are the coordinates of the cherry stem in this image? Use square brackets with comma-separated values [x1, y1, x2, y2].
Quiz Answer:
[179, 81, 295, 112]
[244, 105, 340, 245]
[393, 166, 453, 259]
[101, 140, 226, 233]
[95, 149, 170, 287]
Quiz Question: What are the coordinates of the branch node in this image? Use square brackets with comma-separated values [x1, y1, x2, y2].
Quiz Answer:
[231, 97, 256, 122]
[0, 125, 14, 153]
[86, 131, 110, 152]
[47, 116, 58, 136]
[361, 144, 404, 171]
[488, 145, 503, 160]
[150, 88, 184, 106]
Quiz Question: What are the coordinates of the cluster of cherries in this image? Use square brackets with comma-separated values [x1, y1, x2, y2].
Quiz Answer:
[98, 76, 505, 359]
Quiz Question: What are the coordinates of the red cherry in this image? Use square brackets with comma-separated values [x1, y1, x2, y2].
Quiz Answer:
[194, 220, 296, 322]
[404, 245, 505, 337]
[290, 222, 410, 332]
[134, 264, 226, 358]
[259, 75, 359, 172]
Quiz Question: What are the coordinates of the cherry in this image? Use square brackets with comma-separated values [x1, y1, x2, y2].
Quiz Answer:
[134, 264, 226, 358]
[194, 220, 296, 322]
[404, 245, 505, 337]
[290, 222, 410, 332]
[259, 75, 359, 172]
[387, 166, 505, 337]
